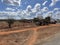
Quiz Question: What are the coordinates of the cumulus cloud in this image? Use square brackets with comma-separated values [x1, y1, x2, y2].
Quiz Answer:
[47, 11, 53, 17]
[19, 3, 41, 19]
[0, 2, 42, 19]
[0, 5, 32, 19]
[0, 11, 18, 16]
[34, 3, 41, 9]
[42, 7, 49, 13]
[44, 10, 60, 19]
[2, 0, 21, 6]
[55, 11, 60, 19]
[42, 1, 48, 6]
[20, 3, 42, 19]
[49, 0, 60, 6]
[26, 5, 32, 15]
[5, 7, 15, 11]
[26, 5, 32, 12]
[0, 11, 17, 19]
[43, 11, 53, 18]
[17, 5, 32, 19]
[1, 0, 3, 2]
[23, 5, 32, 19]
[36, 12, 43, 19]
[32, 3, 41, 13]
[0, 2, 60, 20]
[54, 8, 60, 11]
[20, 5, 32, 18]
[31, 3, 42, 19]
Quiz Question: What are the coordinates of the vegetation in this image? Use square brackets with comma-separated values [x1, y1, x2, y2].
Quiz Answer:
[33, 18, 39, 22]
[44, 16, 51, 25]
[0, 16, 57, 28]
[33, 16, 51, 26]
[6, 19, 15, 28]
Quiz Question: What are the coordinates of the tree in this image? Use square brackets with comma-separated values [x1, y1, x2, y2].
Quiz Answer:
[6, 15, 15, 28]
[45, 16, 51, 24]
[33, 18, 39, 22]
[6, 19, 14, 28]
[33, 17, 44, 26]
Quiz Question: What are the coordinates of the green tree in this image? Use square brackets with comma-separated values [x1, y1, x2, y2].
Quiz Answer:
[6, 15, 15, 28]
[33, 18, 39, 22]
[45, 16, 51, 24]
[6, 19, 15, 28]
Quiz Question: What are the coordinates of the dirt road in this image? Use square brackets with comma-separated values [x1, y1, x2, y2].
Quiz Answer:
[41, 33, 60, 45]
[0, 24, 60, 45]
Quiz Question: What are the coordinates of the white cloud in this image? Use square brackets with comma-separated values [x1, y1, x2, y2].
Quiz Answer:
[55, 11, 60, 19]
[1, 1, 60, 20]
[19, 3, 42, 19]
[43, 11, 53, 18]
[1, 0, 3, 2]
[26, 5, 32, 12]
[0, 5, 32, 19]
[34, 3, 41, 9]
[36, 12, 43, 19]
[49, 0, 60, 6]
[42, 7, 49, 13]
[54, 8, 60, 11]
[47, 11, 53, 17]
[21, 5, 32, 17]
[18, 3, 42, 19]
[32, 3, 41, 13]
[0, 11, 18, 19]
[6, 7, 15, 11]
[0, 11, 17, 16]
[42, 1, 48, 6]
[17, 5, 32, 19]
[2, 0, 21, 6]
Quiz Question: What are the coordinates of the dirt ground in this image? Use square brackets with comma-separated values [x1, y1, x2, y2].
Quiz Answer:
[0, 21, 36, 32]
[0, 24, 60, 45]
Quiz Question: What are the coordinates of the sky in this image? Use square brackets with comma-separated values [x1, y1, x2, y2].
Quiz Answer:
[0, 0, 60, 19]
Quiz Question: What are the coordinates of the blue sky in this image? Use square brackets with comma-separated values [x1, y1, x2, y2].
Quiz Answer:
[0, 0, 60, 11]
[0, 0, 60, 19]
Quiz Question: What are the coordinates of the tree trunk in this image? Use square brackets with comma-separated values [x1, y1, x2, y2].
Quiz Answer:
[9, 23, 11, 28]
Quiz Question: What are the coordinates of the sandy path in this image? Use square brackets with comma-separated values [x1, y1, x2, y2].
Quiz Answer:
[41, 33, 60, 45]
[25, 30, 37, 45]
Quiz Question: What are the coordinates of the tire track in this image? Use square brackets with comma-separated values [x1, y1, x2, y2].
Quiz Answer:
[25, 30, 37, 45]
